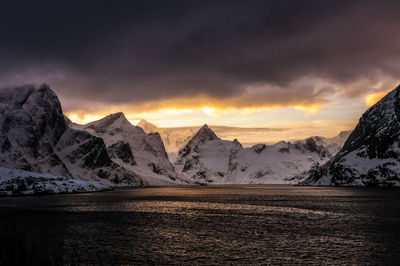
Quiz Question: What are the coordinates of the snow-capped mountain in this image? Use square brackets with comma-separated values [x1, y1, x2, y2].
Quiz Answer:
[174, 125, 349, 184]
[0, 84, 140, 186]
[303, 85, 400, 186]
[74, 114, 189, 185]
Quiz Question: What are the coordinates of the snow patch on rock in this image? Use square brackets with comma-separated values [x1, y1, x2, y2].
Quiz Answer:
[0, 167, 110, 196]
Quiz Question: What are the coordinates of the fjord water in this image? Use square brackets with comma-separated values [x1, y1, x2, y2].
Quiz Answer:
[0, 186, 399, 265]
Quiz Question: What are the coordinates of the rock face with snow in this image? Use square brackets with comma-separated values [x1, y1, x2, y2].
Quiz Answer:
[75, 113, 188, 185]
[0, 84, 140, 186]
[303, 85, 400, 186]
[175, 125, 349, 184]
[0, 167, 110, 196]
[295, 132, 351, 160]
[137, 119, 196, 161]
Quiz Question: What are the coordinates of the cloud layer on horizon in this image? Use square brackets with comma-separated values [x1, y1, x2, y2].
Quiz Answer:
[1, 0, 400, 113]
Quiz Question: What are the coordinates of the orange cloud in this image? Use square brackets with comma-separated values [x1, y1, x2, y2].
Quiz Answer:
[364, 90, 390, 107]
[293, 103, 322, 114]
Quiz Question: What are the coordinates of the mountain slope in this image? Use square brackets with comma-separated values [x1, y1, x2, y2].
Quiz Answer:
[174, 125, 348, 184]
[75, 113, 188, 185]
[0, 84, 141, 186]
[303, 85, 400, 186]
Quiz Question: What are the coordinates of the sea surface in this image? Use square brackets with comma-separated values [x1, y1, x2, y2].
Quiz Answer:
[0, 185, 399, 265]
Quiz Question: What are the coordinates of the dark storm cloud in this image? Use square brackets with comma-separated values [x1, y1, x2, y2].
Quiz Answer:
[1, 0, 400, 110]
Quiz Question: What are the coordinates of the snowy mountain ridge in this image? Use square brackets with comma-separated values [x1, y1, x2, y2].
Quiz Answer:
[174, 125, 350, 184]
[136, 119, 350, 162]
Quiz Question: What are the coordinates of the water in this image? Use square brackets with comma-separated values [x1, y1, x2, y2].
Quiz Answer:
[0, 185, 399, 265]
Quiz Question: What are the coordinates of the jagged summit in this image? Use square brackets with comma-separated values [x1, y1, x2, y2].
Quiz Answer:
[178, 124, 219, 157]
[195, 124, 218, 141]
[102, 112, 129, 123]
[232, 138, 243, 148]
[188, 124, 219, 146]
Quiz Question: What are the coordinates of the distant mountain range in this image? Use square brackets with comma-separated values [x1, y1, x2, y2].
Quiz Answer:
[1, 83, 400, 191]
[136, 119, 316, 161]
[173, 124, 350, 184]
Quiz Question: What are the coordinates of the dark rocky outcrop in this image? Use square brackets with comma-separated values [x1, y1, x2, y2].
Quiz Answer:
[107, 141, 136, 165]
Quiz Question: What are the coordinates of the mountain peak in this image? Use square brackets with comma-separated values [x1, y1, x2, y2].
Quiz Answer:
[101, 112, 129, 124]
[195, 124, 218, 141]
[137, 119, 159, 133]
[178, 124, 219, 157]
[37, 82, 51, 92]
[0, 83, 59, 109]
[86, 112, 131, 133]
[109, 112, 126, 120]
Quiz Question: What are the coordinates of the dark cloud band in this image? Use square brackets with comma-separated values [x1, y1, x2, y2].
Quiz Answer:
[0, 0, 399, 111]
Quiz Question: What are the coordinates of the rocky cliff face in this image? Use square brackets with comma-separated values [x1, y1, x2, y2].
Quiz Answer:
[0, 84, 141, 186]
[303, 85, 400, 186]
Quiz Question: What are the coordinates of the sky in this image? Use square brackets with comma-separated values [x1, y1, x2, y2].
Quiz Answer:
[1, 0, 400, 140]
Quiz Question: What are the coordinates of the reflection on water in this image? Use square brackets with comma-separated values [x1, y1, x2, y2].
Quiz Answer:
[0, 185, 399, 265]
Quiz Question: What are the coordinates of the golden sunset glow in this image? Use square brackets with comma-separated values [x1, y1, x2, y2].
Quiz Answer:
[66, 100, 325, 125]
[65, 93, 329, 124]
[64, 91, 365, 144]
[293, 104, 322, 114]
[65, 112, 107, 125]
[364, 91, 390, 107]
